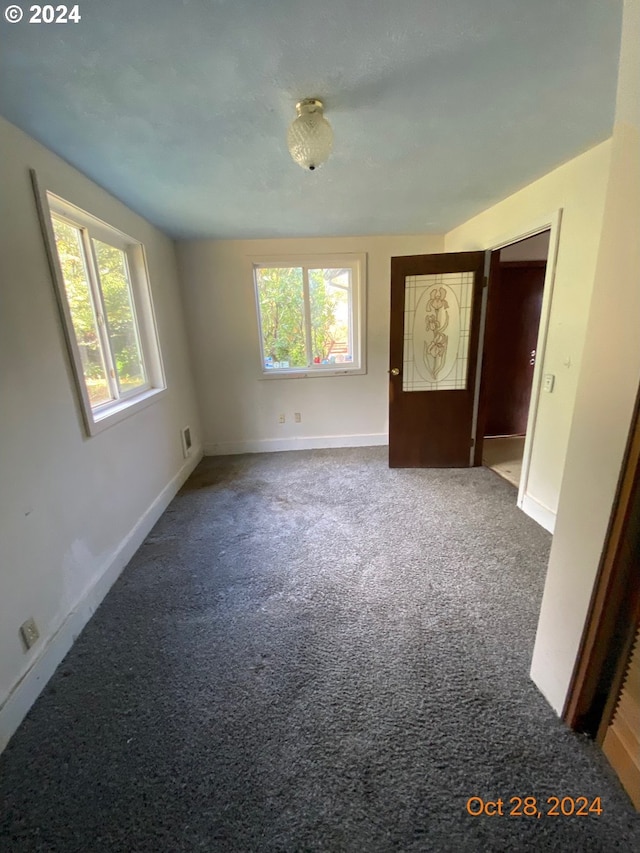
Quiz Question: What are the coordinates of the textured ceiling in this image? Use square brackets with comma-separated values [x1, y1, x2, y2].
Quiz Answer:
[0, 0, 623, 239]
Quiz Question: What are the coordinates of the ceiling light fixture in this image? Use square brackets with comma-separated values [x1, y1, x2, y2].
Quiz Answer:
[287, 98, 333, 171]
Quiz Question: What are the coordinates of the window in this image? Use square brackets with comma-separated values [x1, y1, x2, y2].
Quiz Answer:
[253, 254, 366, 377]
[33, 174, 165, 434]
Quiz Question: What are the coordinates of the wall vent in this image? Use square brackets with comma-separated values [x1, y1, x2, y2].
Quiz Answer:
[181, 425, 193, 458]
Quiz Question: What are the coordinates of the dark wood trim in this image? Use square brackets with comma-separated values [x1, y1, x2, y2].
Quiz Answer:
[499, 259, 548, 269]
[597, 598, 640, 744]
[563, 386, 640, 737]
[390, 251, 486, 278]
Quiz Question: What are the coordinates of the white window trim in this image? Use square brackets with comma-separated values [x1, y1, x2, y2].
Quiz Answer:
[251, 253, 367, 379]
[31, 170, 166, 436]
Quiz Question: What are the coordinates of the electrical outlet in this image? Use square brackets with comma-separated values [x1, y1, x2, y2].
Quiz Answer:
[294, 412, 301, 423]
[20, 617, 39, 650]
[278, 414, 286, 424]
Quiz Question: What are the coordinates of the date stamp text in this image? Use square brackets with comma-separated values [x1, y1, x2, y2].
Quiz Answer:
[466, 795, 603, 818]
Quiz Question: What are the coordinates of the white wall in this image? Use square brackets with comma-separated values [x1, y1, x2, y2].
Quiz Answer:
[531, 0, 640, 713]
[0, 117, 202, 749]
[444, 140, 612, 522]
[177, 234, 443, 454]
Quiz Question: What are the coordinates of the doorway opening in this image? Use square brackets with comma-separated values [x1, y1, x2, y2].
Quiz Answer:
[478, 231, 551, 490]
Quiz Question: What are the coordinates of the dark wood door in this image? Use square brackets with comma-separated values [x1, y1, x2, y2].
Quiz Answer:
[389, 252, 485, 467]
[483, 262, 545, 436]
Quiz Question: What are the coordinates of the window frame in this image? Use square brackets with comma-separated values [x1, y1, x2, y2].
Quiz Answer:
[32, 171, 166, 436]
[251, 253, 367, 379]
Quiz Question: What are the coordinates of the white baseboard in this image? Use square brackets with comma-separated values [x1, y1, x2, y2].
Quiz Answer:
[204, 433, 388, 456]
[519, 492, 556, 533]
[0, 448, 203, 753]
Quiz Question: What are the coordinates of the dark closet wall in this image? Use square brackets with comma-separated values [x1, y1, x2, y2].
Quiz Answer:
[484, 262, 545, 437]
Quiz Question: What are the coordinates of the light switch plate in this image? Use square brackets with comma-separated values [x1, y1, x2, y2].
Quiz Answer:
[543, 374, 555, 393]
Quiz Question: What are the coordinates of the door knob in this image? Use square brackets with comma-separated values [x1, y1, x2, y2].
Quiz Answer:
[389, 368, 400, 376]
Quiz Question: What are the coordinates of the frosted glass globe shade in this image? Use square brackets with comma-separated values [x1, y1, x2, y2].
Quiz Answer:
[287, 99, 333, 171]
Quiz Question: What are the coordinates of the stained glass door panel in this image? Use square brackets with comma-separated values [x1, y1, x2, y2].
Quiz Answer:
[402, 272, 475, 392]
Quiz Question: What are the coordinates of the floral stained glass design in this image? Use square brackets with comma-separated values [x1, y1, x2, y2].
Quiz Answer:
[402, 272, 474, 392]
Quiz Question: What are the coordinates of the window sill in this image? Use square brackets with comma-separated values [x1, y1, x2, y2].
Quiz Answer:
[87, 386, 167, 436]
[260, 367, 366, 380]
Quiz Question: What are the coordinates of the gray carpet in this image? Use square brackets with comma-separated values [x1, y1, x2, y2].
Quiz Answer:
[1, 447, 638, 852]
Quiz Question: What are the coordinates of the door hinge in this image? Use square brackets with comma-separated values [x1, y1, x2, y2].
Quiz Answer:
[470, 437, 475, 448]
[483, 276, 488, 289]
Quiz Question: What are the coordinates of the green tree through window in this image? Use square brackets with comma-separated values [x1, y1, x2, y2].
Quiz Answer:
[256, 267, 307, 368]
[92, 239, 145, 393]
[256, 265, 354, 370]
[52, 218, 112, 406]
[52, 217, 148, 406]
